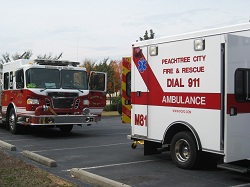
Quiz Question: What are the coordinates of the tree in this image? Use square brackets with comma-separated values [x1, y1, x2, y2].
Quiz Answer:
[12, 50, 33, 60]
[1, 51, 64, 63]
[149, 29, 155, 39]
[139, 29, 155, 41]
[94, 58, 117, 104]
[81, 58, 122, 104]
[1, 52, 11, 63]
[1, 50, 33, 63]
[81, 59, 96, 75]
[37, 52, 63, 60]
[110, 60, 122, 96]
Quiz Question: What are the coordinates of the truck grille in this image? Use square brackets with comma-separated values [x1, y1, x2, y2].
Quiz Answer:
[48, 92, 78, 109]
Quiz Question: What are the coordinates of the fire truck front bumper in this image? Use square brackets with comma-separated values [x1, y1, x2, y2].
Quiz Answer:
[18, 114, 98, 126]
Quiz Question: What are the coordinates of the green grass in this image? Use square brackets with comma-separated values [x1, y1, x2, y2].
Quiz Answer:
[0, 151, 78, 187]
[102, 111, 120, 116]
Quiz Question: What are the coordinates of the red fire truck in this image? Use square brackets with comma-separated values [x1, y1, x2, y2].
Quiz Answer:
[1, 59, 107, 134]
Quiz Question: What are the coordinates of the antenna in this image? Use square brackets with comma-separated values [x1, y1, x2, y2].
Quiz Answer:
[77, 38, 78, 61]
[57, 53, 63, 60]
[19, 52, 27, 59]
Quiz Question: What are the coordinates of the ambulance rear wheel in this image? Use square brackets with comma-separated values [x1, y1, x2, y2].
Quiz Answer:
[59, 125, 73, 133]
[170, 131, 198, 169]
[8, 108, 20, 134]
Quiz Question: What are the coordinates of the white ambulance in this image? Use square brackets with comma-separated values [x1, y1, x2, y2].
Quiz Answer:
[125, 23, 250, 171]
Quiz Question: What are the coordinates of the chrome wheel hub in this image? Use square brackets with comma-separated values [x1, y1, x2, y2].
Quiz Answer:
[175, 139, 190, 162]
[9, 114, 15, 131]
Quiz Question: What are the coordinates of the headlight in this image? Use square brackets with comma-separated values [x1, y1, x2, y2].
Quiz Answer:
[27, 98, 39, 105]
[83, 99, 89, 105]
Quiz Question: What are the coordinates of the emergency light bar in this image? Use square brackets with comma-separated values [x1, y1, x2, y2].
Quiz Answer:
[34, 59, 80, 67]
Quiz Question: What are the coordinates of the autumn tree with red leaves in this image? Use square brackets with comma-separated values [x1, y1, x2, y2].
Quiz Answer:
[109, 60, 122, 96]
[81, 58, 122, 104]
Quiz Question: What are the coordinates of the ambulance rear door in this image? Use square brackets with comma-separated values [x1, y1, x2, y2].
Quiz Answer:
[131, 46, 149, 137]
[225, 31, 250, 162]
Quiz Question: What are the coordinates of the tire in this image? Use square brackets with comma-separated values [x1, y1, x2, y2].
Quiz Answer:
[170, 131, 199, 169]
[8, 108, 20, 134]
[4, 121, 10, 131]
[59, 125, 73, 133]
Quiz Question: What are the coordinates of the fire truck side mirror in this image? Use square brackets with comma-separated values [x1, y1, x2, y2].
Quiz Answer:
[89, 71, 107, 92]
[93, 74, 99, 85]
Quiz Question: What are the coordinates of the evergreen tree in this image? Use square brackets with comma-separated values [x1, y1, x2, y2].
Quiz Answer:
[139, 29, 155, 41]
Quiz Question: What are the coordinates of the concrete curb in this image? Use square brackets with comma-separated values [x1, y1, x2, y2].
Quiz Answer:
[22, 150, 57, 167]
[0, 140, 16, 151]
[70, 168, 131, 187]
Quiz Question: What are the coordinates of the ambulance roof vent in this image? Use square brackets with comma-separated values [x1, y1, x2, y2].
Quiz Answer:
[34, 59, 80, 67]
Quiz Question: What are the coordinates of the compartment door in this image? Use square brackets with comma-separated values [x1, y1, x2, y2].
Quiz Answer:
[131, 47, 148, 137]
[225, 33, 250, 162]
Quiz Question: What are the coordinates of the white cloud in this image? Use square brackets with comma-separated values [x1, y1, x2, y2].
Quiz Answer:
[1, 0, 250, 62]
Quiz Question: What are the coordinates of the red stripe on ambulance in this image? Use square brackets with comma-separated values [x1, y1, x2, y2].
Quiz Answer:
[131, 92, 221, 110]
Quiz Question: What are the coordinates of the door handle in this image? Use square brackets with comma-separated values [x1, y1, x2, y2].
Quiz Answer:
[230, 107, 237, 116]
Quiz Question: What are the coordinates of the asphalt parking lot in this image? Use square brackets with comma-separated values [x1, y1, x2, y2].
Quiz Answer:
[1, 116, 250, 187]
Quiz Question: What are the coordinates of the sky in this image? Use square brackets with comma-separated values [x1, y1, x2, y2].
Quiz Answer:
[1, 0, 250, 63]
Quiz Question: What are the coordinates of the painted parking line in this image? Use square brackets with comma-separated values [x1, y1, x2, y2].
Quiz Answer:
[64, 159, 159, 172]
[2, 138, 45, 142]
[80, 159, 159, 170]
[0, 132, 9, 135]
[75, 131, 129, 136]
[230, 184, 250, 187]
[2, 133, 127, 141]
[33, 142, 131, 153]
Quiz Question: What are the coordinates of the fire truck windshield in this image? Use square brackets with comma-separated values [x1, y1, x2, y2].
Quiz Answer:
[26, 68, 87, 90]
[61, 69, 87, 90]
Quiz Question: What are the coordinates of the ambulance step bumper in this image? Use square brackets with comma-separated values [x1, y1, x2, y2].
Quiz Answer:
[217, 162, 250, 173]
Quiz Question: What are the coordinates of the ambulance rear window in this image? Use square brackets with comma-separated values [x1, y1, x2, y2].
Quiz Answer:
[235, 69, 250, 101]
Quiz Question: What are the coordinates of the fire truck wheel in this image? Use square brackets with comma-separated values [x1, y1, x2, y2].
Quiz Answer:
[170, 131, 198, 169]
[59, 125, 73, 133]
[8, 108, 20, 134]
[5, 121, 10, 131]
